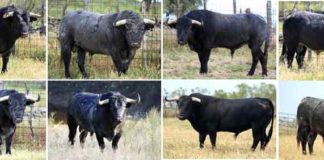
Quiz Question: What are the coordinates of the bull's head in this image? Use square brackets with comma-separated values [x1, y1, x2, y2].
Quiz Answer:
[2, 5, 41, 38]
[114, 10, 155, 49]
[168, 16, 203, 45]
[0, 93, 40, 123]
[98, 92, 140, 123]
[165, 95, 201, 120]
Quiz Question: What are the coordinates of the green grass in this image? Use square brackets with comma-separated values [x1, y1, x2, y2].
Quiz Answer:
[163, 46, 276, 79]
[164, 117, 276, 159]
[48, 109, 161, 160]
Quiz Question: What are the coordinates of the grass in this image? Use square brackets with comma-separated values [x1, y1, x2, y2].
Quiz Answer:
[48, 109, 161, 160]
[280, 134, 324, 159]
[0, 149, 45, 160]
[163, 46, 276, 79]
[163, 117, 276, 159]
[279, 46, 324, 80]
[0, 57, 46, 80]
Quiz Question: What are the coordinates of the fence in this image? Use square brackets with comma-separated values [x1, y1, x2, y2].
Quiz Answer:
[48, 0, 161, 78]
[1, 81, 46, 150]
[279, 112, 297, 135]
[0, 0, 46, 61]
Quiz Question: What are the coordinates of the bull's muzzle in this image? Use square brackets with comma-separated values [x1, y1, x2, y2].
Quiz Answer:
[15, 118, 23, 123]
[130, 42, 141, 49]
[178, 40, 186, 45]
[21, 32, 29, 38]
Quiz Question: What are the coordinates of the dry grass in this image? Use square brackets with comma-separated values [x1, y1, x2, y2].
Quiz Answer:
[163, 46, 276, 79]
[163, 118, 276, 159]
[48, 110, 161, 160]
[280, 134, 324, 159]
[0, 149, 45, 160]
[279, 54, 324, 80]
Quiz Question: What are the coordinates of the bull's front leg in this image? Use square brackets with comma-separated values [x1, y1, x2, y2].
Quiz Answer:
[199, 133, 207, 149]
[5, 131, 14, 155]
[198, 50, 211, 74]
[95, 133, 105, 152]
[112, 132, 122, 151]
[209, 132, 217, 150]
[1, 53, 10, 73]
[0, 136, 2, 155]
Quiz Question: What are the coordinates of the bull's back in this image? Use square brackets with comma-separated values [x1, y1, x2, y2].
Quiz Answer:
[284, 12, 324, 50]
[204, 98, 272, 132]
[69, 92, 98, 131]
[60, 11, 113, 53]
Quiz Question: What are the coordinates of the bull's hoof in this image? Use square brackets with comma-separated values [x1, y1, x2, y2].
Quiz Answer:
[211, 146, 216, 151]
[302, 151, 307, 155]
[82, 73, 89, 79]
[199, 145, 204, 149]
[247, 72, 254, 76]
[1, 69, 7, 74]
[251, 147, 256, 152]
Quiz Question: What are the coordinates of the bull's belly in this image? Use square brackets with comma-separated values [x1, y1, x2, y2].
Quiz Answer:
[218, 124, 251, 133]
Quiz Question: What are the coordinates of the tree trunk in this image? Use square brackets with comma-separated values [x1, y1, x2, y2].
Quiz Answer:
[233, 0, 236, 14]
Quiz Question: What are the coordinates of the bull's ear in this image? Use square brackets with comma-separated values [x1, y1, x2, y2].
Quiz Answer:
[144, 19, 155, 31]
[30, 17, 37, 22]
[29, 12, 41, 22]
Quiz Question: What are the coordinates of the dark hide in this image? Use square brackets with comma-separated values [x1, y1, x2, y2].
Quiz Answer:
[59, 10, 155, 78]
[165, 93, 274, 151]
[168, 10, 269, 76]
[67, 91, 139, 151]
[0, 5, 38, 73]
[283, 11, 324, 68]
[0, 90, 39, 154]
[297, 97, 324, 155]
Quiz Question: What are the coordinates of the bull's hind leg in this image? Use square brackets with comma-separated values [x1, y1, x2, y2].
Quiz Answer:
[295, 46, 307, 69]
[251, 123, 262, 151]
[308, 132, 317, 154]
[209, 132, 217, 150]
[112, 132, 122, 151]
[198, 49, 211, 74]
[61, 43, 72, 78]
[259, 48, 268, 76]
[247, 45, 261, 76]
[77, 47, 89, 78]
[286, 43, 298, 68]
[79, 130, 89, 148]
[67, 113, 77, 145]
[260, 129, 267, 150]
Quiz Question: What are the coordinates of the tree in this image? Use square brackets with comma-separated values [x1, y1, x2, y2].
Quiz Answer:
[164, 0, 202, 17]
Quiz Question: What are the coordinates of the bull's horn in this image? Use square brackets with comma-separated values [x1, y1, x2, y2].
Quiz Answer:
[191, 19, 202, 26]
[114, 19, 127, 26]
[98, 99, 109, 106]
[164, 96, 179, 102]
[144, 19, 155, 24]
[167, 19, 177, 25]
[3, 11, 14, 18]
[191, 97, 201, 103]
[125, 93, 140, 104]
[26, 94, 40, 102]
[29, 12, 41, 18]
[0, 96, 9, 102]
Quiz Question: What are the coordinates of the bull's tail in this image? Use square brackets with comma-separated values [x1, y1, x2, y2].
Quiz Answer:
[263, 28, 270, 58]
[297, 126, 301, 148]
[265, 99, 274, 147]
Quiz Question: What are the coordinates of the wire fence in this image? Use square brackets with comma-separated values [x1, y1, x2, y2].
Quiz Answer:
[279, 112, 297, 135]
[48, 0, 161, 77]
[0, 0, 46, 61]
[0, 81, 46, 150]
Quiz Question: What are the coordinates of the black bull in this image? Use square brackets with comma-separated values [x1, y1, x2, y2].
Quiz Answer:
[165, 93, 274, 151]
[0, 90, 40, 154]
[67, 91, 140, 151]
[0, 5, 40, 73]
[168, 10, 269, 76]
[59, 10, 155, 78]
[281, 11, 324, 69]
[297, 97, 324, 155]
